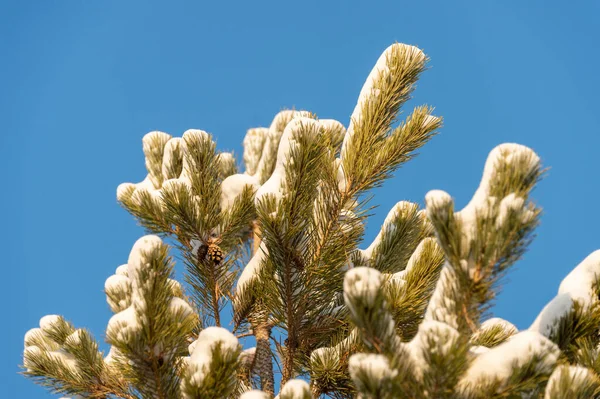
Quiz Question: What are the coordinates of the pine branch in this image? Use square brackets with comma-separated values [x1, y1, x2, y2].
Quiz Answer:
[310, 329, 360, 398]
[181, 327, 242, 398]
[343, 267, 401, 354]
[143, 131, 172, 189]
[341, 44, 434, 192]
[26, 41, 600, 399]
[254, 117, 331, 384]
[544, 365, 600, 399]
[424, 144, 544, 334]
[470, 318, 517, 348]
[384, 237, 445, 341]
[105, 236, 197, 399]
[22, 317, 136, 399]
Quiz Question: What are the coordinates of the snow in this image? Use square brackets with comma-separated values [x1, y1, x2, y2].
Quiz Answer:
[457, 198, 495, 238]
[415, 320, 460, 354]
[338, 209, 358, 237]
[422, 114, 441, 129]
[105, 274, 130, 292]
[310, 346, 328, 362]
[341, 43, 425, 160]
[237, 241, 268, 293]
[495, 193, 525, 227]
[320, 119, 346, 151]
[168, 279, 183, 297]
[130, 184, 162, 207]
[126, 235, 164, 288]
[333, 158, 347, 192]
[39, 315, 62, 333]
[161, 137, 182, 179]
[118, 132, 196, 203]
[169, 297, 194, 319]
[425, 190, 453, 219]
[217, 152, 234, 169]
[529, 293, 574, 337]
[185, 327, 239, 387]
[143, 131, 172, 187]
[406, 321, 460, 378]
[220, 173, 260, 210]
[458, 144, 538, 234]
[502, 144, 540, 170]
[240, 390, 270, 399]
[529, 250, 600, 338]
[243, 127, 269, 176]
[390, 237, 433, 283]
[179, 129, 210, 182]
[24, 328, 44, 347]
[280, 379, 312, 398]
[254, 110, 311, 180]
[23, 346, 42, 370]
[423, 146, 544, 334]
[24, 346, 80, 374]
[182, 129, 209, 142]
[240, 347, 256, 365]
[349, 353, 397, 381]
[143, 131, 172, 186]
[360, 201, 418, 262]
[187, 339, 197, 355]
[310, 329, 359, 365]
[460, 331, 559, 387]
[124, 175, 162, 207]
[424, 264, 460, 329]
[65, 329, 84, 346]
[106, 306, 141, 344]
[105, 267, 133, 313]
[253, 143, 289, 203]
[481, 317, 517, 333]
[469, 346, 490, 356]
[104, 346, 119, 365]
[48, 350, 79, 373]
[161, 176, 191, 195]
[388, 272, 406, 288]
[116, 182, 136, 201]
[115, 264, 129, 276]
[143, 131, 171, 152]
[320, 119, 345, 134]
[559, 250, 600, 303]
[254, 117, 320, 205]
[190, 327, 239, 360]
[24, 325, 61, 355]
[545, 365, 595, 399]
[268, 110, 313, 133]
[425, 144, 540, 274]
[344, 267, 383, 307]
[405, 238, 428, 271]
[117, 234, 169, 318]
[431, 144, 538, 232]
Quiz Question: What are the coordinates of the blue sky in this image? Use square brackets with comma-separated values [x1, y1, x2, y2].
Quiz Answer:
[3, 1, 599, 397]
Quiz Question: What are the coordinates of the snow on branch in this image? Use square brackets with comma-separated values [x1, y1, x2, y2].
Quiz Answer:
[181, 327, 241, 398]
[23, 41, 600, 399]
[424, 143, 543, 334]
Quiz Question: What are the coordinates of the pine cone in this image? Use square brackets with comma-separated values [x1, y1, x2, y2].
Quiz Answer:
[195, 243, 207, 260]
[207, 243, 224, 264]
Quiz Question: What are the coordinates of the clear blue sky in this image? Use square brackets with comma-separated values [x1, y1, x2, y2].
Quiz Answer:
[3, 1, 599, 397]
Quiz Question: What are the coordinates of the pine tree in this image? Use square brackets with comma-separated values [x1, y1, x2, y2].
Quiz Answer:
[22, 42, 600, 399]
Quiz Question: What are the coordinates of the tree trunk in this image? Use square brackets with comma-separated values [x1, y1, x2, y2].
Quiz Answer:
[250, 222, 274, 395]
[252, 323, 274, 395]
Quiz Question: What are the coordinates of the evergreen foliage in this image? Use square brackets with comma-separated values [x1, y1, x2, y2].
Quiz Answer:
[22, 42, 600, 398]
